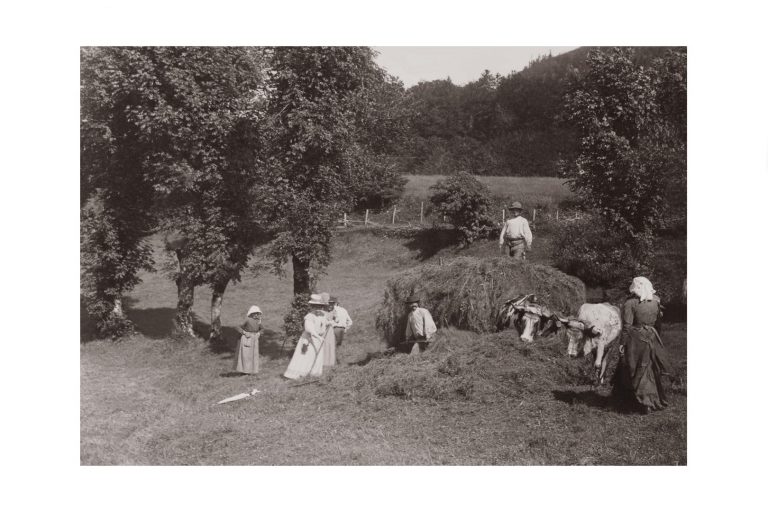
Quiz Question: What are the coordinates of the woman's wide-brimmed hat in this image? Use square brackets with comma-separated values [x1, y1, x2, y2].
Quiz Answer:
[404, 294, 420, 304]
[308, 293, 328, 305]
[509, 201, 523, 210]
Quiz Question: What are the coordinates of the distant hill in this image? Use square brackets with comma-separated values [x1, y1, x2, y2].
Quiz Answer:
[398, 46, 685, 177]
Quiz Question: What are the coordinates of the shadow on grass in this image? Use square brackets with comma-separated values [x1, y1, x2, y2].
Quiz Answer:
[209, 327, 289, 361]
[124, 307, 179, 339]
[404, 228, 460, 261]
[551, 389, 642, 415]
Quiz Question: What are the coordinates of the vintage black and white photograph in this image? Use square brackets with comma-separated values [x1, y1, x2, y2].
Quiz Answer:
[8, 0, 768, 509]
[79, 45, 688, 465]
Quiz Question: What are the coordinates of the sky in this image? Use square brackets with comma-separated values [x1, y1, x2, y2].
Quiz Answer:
[372, 46, 579, 87]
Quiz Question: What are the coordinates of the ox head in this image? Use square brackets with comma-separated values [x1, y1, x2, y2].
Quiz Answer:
[565, 319, 602, 358]
[497, 295, 563, 343]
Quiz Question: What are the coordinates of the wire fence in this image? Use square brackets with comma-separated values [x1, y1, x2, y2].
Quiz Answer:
[335, 202, 589, 232]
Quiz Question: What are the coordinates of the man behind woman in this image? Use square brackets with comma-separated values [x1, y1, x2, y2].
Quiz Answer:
[283, 293, 338, 380]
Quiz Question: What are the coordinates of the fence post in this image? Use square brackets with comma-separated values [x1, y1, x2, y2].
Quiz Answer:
[364, 209, 369, 226]
[392, 206, 397, 225]
[556, 209, 559, 222]
[532, 208, 536, 222]
[343, 213, 347, 228]
[420, 202, 424, 224]
[502, 208, 505, 223]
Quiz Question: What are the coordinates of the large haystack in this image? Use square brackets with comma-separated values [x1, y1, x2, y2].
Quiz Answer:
[375, 257, 585, 346]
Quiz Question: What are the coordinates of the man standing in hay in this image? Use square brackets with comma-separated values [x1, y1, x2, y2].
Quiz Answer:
[499, 201, 533, 259]
[403, 295, 437, 355]
[329, 295, 352, 353]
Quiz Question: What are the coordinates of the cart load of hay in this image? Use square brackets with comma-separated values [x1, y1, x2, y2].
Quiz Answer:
[375, 257, 585, 346]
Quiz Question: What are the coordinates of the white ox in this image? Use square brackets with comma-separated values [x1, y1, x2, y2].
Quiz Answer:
[565, 303, 622, 384]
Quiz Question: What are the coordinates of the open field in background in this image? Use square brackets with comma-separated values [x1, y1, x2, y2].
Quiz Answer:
[403, 174, 575, 205]
[353, 175, 577, 228]
[82, 225, 687, 465]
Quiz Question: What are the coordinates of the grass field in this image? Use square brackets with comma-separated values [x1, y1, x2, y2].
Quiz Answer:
[81, 218, 687, 465]
[403, 174, 575, 208]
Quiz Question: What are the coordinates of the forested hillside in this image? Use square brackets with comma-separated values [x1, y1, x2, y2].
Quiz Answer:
[397, 46, 685, 176]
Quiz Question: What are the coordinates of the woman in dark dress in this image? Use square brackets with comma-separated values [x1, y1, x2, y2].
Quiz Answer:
[234, 305, 263, 375]
[613, 277, 671, 413]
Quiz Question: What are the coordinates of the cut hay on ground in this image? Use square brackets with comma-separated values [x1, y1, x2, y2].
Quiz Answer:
[326, 328, 589, 403]
[375, 257, 585, 346]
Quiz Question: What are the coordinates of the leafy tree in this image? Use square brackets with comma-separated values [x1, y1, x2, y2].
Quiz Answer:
[561, 47, 686, 235]
[263, 46, 408, 296]
[80, 193, 154, 337]
[429, 172, 494, 245]
[81, 47, 272, 339]
[80, 47, 160, 335]
[142, 47, 271, 340]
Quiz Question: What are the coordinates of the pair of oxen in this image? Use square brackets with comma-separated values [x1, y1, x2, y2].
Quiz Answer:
[496, 294, 622, 385]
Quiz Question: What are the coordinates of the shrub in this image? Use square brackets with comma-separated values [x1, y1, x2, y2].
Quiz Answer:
[552, 213, 654, 290]
[80, 196, 153, 338]
[352, 160, 407, 211]
[429, 172, 494, 245]
[375, 256, 585, 346]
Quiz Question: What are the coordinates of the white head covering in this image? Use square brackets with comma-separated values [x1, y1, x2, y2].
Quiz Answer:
[630, 277, 655, 302]
[247, 305, 262, 316]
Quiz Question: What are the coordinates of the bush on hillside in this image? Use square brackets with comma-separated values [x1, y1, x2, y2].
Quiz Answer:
[375, 256, 585, 346]
[352, 162, 407, 211]
[429, 172, 494, 245]
[552, 214, 654, 290]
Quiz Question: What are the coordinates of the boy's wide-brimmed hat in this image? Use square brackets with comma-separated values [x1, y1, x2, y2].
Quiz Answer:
[404, 294, 420, 304]
[509, 201, 523, 210]
[247, 305, 262, 316]
[308, 293, 328, 305]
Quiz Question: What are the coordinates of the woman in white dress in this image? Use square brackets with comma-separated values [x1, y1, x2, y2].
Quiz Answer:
[284, 294, 335, 380]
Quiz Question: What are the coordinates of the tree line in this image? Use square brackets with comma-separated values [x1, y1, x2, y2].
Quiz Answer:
[396, 46, 685, 178]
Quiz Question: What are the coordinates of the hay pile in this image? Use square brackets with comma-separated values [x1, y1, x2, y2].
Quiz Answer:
[375, 257, 585, 346]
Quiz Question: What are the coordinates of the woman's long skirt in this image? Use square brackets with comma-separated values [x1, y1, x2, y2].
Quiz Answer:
[284, 327, 335, 380]
[234, 332, 260, 374]
[613, 326, 671, 410]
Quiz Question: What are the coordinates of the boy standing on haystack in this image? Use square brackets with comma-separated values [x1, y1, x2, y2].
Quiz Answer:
[404, 295, 437, 355]
[499, 201, 533, 259]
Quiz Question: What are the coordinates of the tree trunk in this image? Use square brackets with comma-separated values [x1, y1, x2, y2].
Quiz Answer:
[173, 251, 196, 337]
[292, 254, 313, 296]
[209, 278, 229, 345]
